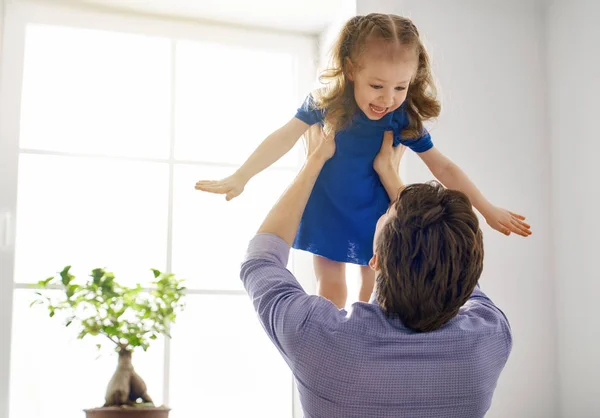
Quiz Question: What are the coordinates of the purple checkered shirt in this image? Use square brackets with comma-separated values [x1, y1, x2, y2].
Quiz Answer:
[241, 234, 512, 418]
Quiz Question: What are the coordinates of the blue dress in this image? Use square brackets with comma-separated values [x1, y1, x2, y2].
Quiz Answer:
[293, 95, 434, 265]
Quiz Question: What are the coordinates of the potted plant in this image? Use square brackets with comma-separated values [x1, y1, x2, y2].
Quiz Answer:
[31, 266, 186, 418]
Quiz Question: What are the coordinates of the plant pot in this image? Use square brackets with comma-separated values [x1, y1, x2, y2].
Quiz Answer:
[84, 406, 170, 418]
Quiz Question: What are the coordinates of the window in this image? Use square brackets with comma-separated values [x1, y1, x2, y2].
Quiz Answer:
[0, 2, 315, 418]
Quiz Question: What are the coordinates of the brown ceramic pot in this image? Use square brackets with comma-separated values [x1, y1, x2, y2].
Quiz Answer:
[84, 407, 170, 418]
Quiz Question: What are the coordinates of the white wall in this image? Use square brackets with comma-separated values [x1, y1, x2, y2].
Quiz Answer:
[317, 2, 356, 70]
[0, 0, 4, 58]
[0, 2, 11, 418]
[547, 1, 600, 417]
[356, 1, 557, 417]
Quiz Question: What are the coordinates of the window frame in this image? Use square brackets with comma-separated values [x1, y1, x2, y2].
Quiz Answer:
[0, 2, 317, 418]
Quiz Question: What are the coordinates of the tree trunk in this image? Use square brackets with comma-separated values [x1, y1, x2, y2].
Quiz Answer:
[104, 349, 154, 407]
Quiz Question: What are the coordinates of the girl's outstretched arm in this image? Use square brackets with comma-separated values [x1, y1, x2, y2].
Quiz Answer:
[195, 118, 310, 200]
[418, 147, 532, 237]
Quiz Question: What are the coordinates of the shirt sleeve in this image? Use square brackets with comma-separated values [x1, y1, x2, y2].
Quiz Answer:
[240, 233, 323, 365]
[294, 94, 325, 126]
[397, 129, 434, 153]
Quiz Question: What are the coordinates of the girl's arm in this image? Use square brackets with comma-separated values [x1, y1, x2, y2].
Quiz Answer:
[418, 147, 532, 237]
[237, 118, 310, 182]
[195, 117, 311, 200]
[419, 147, 490, 213]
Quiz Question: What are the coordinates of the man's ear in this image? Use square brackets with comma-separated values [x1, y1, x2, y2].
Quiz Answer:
[344, 57, 354, 81]
[368, 253, 379, 271]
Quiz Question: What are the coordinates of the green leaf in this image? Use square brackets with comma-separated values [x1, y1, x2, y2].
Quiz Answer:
[38, 276, 54, 287]
[29, 300, 39, 308]
[36, 266, 186, 351]
[59, 266, 74, 286]
[103, 326, 118, 336]
[91, 268, 105, 286]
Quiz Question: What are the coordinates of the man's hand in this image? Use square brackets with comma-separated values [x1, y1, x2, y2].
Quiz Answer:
[374, 131, 406, 175]
[304, 124, 335, 163]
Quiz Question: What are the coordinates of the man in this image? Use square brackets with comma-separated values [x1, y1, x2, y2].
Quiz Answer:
[240, 128, 512, 418]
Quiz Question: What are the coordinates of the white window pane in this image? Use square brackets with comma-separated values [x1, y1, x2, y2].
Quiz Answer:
[172, 164, 296, 290]
[19, 24, 171, 158]
[10, 290, 164, 418]
[14, 154, 169, 286]
[169, 294, 292, 418]
[174, 40, 303, 168]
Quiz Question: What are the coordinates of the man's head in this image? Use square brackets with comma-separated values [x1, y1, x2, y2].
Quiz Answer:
[369, 182, 484, 332]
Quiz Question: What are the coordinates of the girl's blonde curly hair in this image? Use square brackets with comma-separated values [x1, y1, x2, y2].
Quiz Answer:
[314, 13, 440, 139]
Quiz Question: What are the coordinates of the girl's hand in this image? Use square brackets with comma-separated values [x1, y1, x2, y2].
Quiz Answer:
[195, 173, 247, 201]
[374, 131, 406, 175]
[483, 206, 532, 237]
[305, 124, 335, 162]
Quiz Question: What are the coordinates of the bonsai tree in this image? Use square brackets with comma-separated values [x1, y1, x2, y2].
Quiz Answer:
[31, 266, 185, 411]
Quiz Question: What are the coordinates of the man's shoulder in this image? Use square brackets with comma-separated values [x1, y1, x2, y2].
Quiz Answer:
[452, 295, 513, 358]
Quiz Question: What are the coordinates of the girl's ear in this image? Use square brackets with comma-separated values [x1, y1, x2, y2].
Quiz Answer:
[344, 57, 355, 81]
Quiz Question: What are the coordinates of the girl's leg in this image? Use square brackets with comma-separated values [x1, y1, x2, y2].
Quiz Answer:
[358, 265, 376, 303]
[313, 255, 347, 309]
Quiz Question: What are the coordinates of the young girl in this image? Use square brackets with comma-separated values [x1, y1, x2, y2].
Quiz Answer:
[195, 13, 531, 308]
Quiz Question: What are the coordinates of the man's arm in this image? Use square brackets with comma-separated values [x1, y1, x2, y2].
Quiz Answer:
[241, 126, 336, 362]
[374, 131, 407, 201]
[241, 235, 324, 364]
[377, 165, 405, 202]
[256, 150, 331, 244]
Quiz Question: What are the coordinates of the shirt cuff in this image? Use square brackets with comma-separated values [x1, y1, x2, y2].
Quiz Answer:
[245, 233, 291, 268]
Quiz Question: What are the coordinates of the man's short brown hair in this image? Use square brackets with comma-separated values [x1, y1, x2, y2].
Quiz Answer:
[375, 181, 484, 332]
